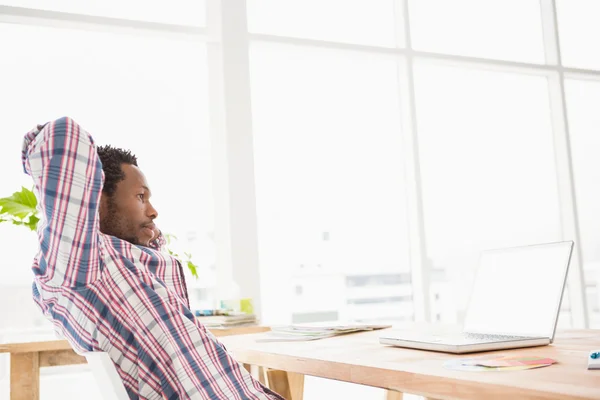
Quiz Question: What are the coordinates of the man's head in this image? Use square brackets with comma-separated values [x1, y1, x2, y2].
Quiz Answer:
[97, 145, 159, 247]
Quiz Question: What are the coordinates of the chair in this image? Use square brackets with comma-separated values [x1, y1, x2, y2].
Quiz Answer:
[85, 352, 129, 400]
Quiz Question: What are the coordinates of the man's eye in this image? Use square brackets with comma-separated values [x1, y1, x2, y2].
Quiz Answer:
[137, 194, 145, 201]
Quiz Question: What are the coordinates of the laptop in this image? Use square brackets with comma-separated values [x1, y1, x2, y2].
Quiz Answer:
[379, 241, 574, 354]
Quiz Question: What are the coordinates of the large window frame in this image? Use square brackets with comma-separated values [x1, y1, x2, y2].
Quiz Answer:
[0, 0, 592, 327]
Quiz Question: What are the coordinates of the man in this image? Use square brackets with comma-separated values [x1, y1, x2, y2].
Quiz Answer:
[23, 117, 283, 399]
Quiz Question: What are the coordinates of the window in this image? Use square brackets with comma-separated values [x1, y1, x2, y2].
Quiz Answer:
[251, 42, 411, 325]
[0, 15, 211, 399]
[247, 0, 398, 47]
[0, 22, 213, 311]
[565, 78, 600, 328]
[1, 0, 206, 26]
[409, 0, 545, 63]
[247, 1, 591, 332]
[556, 0, 600, 70]
[413, 61, 565, 324]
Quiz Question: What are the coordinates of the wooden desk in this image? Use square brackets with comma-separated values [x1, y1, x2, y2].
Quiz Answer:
[0, 325, 270, 400]
[219, 328, 600, 400]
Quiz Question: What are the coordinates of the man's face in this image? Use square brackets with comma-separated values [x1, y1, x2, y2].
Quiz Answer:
[99, 163, 159, 247]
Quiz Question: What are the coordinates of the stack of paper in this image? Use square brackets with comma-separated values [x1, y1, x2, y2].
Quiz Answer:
[197, 313, 257, 329]
[257, 323, 391, 342]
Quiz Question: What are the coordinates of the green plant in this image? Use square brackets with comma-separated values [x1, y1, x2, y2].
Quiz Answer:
[0, 186, 198, 278]
[164, 233, 198, 279]
[0, 186, 39, 231]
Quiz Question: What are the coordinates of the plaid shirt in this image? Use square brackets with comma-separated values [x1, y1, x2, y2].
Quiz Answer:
[22, 117, 283, 400]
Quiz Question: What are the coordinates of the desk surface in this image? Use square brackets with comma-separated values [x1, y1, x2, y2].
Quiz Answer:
[0, 325, 270, 354]
[220, 328, 600, 400]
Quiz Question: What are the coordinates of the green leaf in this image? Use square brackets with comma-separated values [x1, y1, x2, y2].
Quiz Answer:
[20, 186, 37, 208]
[187, 260, 198, 279]
[0, 203, 33, 219]
[0, 187, 38, 219]
[164, 233, 177, 246]
[26, 215, 40, 231]
[163, 233, 198, 279]
[0, 214, 14, 223]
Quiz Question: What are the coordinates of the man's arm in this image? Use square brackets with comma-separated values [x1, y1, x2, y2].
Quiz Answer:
[22, 117, 103, 287]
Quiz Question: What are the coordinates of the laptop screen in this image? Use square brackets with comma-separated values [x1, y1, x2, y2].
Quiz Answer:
[463, 241, 573, 339]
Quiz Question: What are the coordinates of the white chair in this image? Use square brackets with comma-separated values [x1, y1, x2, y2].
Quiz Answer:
[85, 352, 129, 400]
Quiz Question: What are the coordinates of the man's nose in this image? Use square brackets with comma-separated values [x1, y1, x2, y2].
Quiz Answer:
[147, 202, 158, 219]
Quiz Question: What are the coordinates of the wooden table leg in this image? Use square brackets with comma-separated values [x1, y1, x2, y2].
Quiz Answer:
[244, 364, 269, 386]
[386, 391, 437, 400]
[10, 352, 40, 400]
[266, 370, 304, 400]
[250, 365, 268, 385]
[39, 350, 86, 367]
[385, 390, 403, 400]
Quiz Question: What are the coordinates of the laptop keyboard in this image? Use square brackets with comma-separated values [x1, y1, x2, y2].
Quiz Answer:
[463, 332, 533, 343]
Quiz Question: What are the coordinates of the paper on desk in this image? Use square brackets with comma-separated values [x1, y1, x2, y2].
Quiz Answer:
[271, 323, 391, 333]
[255, 331, 338, 343]
[256, 323, 391, 343]
[445, 354, 556, 372]
[462, 355, 557, 368]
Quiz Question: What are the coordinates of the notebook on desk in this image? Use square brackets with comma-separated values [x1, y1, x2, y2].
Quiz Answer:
[380, 241, 574, 354]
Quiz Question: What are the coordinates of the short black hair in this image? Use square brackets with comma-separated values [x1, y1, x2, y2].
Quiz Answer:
[96, 145, 138, 196]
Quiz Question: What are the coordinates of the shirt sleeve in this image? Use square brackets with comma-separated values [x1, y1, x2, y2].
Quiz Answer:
[22, 117, 103, 288]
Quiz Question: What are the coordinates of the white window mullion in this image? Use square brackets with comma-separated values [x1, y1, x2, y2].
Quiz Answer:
[0, 4, 205, 38]
[206, 0, 263, 316]
[539, 0, 588, 328]
[395, 0, 431, 322]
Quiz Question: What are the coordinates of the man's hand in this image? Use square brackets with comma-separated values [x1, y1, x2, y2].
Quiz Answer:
[147, 227, 166, 251]
[151, 227, 161, 243]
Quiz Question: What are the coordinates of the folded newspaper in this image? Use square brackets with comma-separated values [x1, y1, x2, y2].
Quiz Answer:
[257, 323, 392, 342]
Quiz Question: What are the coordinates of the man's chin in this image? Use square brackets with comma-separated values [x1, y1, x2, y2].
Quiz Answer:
[118, 235, 142, 246]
